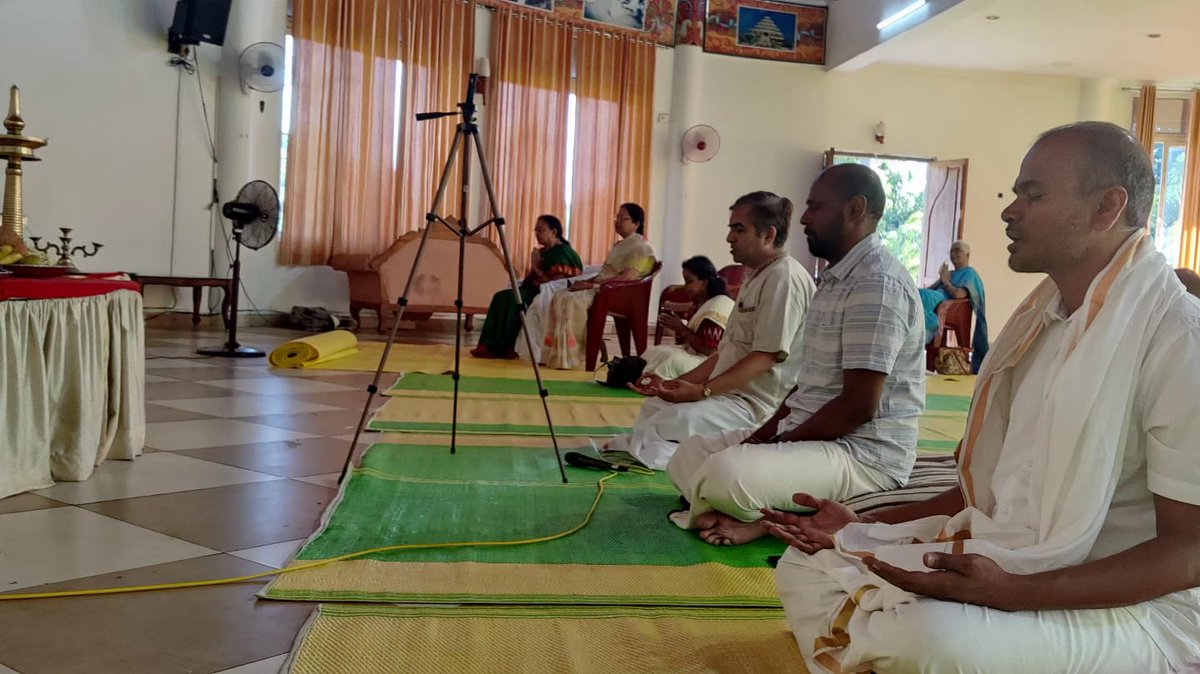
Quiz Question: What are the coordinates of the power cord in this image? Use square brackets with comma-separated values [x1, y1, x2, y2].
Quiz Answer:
[0, 468, 637, 601]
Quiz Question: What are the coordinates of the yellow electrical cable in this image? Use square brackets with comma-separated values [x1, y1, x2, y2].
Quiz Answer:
[0, 469, 632, 602]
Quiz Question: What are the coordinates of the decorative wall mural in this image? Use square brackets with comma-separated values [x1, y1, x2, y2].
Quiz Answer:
[674, 0, 705, 46]
[584, 0, 647, 29]
[704, 0, 826, 64]
[486, 0, 677, 45]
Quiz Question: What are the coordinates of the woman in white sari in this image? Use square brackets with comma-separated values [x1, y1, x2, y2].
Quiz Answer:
[640, 256, 734, 380]
[543, 203, 656, 369]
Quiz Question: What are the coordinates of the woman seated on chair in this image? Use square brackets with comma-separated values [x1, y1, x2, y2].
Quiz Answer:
[471, 215, 583, 359]
[640, 256, 734, 380]
[919, 239, 989, 372]
[542, 203, 656, 369]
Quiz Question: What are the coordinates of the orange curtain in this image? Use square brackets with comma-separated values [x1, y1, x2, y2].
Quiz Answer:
[280, 0, 473, 265]
[571, 32, 655, 265]
[1178, 90, 1200, 271]
[484, 7, 573, 275]
[1134, 84, 1157, 162]
[397, 0, 474, 237]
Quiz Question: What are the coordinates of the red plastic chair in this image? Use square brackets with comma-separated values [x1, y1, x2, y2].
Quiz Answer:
[926, 298, 973, 371]
[652, 264, 747, 345]
[585, 261, 663, 372]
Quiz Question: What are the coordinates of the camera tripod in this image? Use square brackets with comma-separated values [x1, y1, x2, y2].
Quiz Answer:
[338, 71, 568, 484]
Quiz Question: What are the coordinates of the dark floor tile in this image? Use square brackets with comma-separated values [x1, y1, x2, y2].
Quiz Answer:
[0, 554, 312, 674]
[81, 480, 336, 552]
[176, 437, 354, 478]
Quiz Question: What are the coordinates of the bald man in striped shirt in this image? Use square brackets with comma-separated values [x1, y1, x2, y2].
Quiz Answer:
[668, 164, 926, 546]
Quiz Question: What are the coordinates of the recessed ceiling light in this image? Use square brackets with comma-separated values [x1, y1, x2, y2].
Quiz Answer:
[1147, 33, 1162, 38]
[986, 15, 1000, 20]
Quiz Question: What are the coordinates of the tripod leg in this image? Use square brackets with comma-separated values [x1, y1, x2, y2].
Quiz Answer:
[470, 129, 569, 483]
[449, 215, 467, 455]
[337, 131, 465, 483]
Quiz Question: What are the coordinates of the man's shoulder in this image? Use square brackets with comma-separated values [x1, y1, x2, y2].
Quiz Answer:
[849, 249, 920, 297]
[1150, 292, 1200, 349]
[760, 255, 816, 290]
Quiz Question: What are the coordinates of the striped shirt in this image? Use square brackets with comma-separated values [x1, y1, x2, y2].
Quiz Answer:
[776, 234, 926, 485]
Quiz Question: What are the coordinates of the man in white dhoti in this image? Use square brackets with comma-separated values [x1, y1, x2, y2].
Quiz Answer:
[606, 191, 815, 470]
[668, 164, 925, 546]
[765, 122, 1200, 673]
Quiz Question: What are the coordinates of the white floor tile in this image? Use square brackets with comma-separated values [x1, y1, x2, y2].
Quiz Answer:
[33, 453, 282, 505]
[201, 378, 361, 395]
[0, 662, 22, 674]
[145, 418, 317, 451]
[155, 395, 344, 418]
[0, 507, 215, 591]
[293, 473, 340, 489]
[228, 539, 305, 570]
[143, 374, 178, 384]
[213, 655, 288, 674]
[144, 357, 217, 369]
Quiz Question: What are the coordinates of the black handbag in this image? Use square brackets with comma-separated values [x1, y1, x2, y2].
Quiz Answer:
[597, 355, 647, 389]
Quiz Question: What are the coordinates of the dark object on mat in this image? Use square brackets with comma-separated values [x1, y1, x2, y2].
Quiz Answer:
[598, 355, 646, 389]
[289, 306, 355, 332]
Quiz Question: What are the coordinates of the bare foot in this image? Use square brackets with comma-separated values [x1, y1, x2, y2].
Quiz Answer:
[698, 513, 768, 546]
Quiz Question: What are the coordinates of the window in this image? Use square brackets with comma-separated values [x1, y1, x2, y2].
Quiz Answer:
[278, 35, 404, 232]
[563, 93, 578, 238]
[1134, 96, 1190, 262]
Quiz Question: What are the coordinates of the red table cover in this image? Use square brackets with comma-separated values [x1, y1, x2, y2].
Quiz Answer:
[0, 273, 141, 301]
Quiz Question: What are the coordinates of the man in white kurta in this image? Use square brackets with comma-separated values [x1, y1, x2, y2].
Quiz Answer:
[766, 123, 1200, 673]
[668, 165, 925, 546]
[606, 191, 815, 470]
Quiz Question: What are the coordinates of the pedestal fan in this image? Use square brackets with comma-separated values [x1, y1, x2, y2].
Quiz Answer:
[197, 180, 279, 358]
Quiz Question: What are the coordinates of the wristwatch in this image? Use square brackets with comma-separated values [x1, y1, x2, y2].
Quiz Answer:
[702, 385, 712, 399]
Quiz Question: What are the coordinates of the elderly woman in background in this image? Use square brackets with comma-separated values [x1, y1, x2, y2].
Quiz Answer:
[542, 203, 656, 369]
[919, 239, 989, 372]
[639, 256, 734, 380]
[472, 215, 583, 359]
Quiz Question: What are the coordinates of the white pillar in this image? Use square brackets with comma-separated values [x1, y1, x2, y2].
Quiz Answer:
[212, 0, 286, 315]
[660, 45, 705, 283]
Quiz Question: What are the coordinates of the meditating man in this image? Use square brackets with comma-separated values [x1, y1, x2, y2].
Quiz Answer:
[667, 164, 925, 545]
[919, 240, 989, 372]
[607, 191, 815, 470]
[766, 122, 1200, 673]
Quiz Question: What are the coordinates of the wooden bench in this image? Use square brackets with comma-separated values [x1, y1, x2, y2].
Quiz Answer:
[134, 275, 233, 327]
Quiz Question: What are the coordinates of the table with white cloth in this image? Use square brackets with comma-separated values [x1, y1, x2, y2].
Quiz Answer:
[0, 275, 146, 499]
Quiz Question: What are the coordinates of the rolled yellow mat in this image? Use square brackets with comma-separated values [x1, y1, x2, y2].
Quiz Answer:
[270, 330, 360, 368]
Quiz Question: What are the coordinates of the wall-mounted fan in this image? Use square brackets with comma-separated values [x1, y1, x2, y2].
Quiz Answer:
[681, 125, 720, 163]
[197, 180, 279, 358]
[238, 41, 285, 93]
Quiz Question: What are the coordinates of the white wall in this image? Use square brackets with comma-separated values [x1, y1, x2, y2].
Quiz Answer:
[0, 0, 219, 310]
[2, 1, 1131, 331]
[664, 53, 1122, 330]
[0, 0, 345, 316]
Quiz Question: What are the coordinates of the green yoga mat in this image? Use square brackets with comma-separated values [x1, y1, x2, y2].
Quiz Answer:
[262, 443, 786, 607]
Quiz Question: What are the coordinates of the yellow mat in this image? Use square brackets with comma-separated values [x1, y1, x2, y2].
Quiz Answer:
[284, 604, 807, 674]
[368, 395, 639, 436]
[302, 341, 596, 381]
[269, 330, 360, 368]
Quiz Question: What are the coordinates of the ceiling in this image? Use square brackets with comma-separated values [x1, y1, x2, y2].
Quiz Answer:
[865, 0, 1200, 86]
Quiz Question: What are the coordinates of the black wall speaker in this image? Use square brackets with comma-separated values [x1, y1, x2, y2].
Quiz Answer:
[168, 0, 233, 54]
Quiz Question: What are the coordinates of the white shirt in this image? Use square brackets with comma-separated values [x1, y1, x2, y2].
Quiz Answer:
[995, 293, 1200, 670]
[711, 255, 814, 417]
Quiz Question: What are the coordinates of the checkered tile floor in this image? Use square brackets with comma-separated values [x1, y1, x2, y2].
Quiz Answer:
[0, 323, 449, 673]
